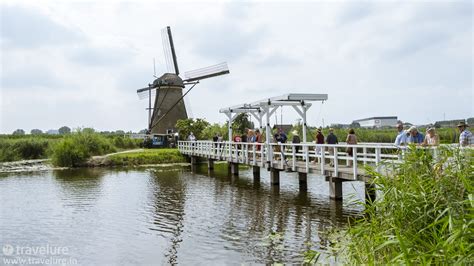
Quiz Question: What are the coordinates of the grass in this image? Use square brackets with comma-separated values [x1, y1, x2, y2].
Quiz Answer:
[329, 145, 473, 264]
[106, 149, 186, 166]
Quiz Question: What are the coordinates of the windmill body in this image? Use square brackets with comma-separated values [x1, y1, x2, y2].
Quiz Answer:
[150, 73, 187, 134]
[137, 26, 229, 136]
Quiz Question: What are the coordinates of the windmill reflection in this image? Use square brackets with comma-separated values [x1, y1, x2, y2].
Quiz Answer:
[148, 169, 187, 264]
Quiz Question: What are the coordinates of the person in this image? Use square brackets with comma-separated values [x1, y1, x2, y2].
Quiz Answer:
[188, 132, 196, 149]
[241, 129, 248, 143]
[212, 133, 219, 153]
[273, 128, 287, 153]
[345, 128, 357, 156]
[188, 132, 196, 142]
[326, 128, 338, 166]
[255, 129, 263, 152]
[292, 130, 301, 153]
[312, 128, 325, 163]
[422, 128, 439, 146]
[394, 122, 408, 146]
[247, 129, 256, 143]
[457, 121, 473, 147]
[406, 126, 424, 144]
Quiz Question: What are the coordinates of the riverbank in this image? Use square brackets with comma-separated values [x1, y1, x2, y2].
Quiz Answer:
[0, 149, 187, 173]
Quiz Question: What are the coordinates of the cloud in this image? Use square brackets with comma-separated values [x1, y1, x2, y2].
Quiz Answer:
[0, 4, 84, 48]
[190, 23, 266, 62]
[69, 45, 137, 67]
[0, 65, 68, 89]
[337, 2, 373, 25]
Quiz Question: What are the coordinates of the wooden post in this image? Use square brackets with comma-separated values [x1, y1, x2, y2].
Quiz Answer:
[365, 183, 376, 204]
[190, 156, 197, 165]
[329, 176, 343, 200]
[207, 159, 214, 170]
[253, 166, 260, 179]
[298, 172, 307, 191]
[230, 162, 239, 175]
[270, 169, 280, 185]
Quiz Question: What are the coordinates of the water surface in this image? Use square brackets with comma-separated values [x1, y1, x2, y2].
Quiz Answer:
[0, 164, 365, 264]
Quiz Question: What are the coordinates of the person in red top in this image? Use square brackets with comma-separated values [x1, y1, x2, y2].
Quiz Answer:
[313, 128, 325, 163]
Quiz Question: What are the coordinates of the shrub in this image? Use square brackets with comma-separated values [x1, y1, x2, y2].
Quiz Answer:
[51, 131, 116, 167]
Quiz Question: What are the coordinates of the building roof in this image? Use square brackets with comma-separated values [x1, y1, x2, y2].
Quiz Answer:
[353, 116, 398, 122]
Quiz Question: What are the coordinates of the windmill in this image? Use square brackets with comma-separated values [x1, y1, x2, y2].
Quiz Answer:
[137, 26, 230, 134]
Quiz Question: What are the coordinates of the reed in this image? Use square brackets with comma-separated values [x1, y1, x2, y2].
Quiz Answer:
[334, 145, 473, 264]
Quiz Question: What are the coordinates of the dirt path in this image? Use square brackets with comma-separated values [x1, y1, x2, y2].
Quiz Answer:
[91, 149, 144, 159]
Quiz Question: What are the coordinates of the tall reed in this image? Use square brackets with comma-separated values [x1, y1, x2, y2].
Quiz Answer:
[335, 146, 473, 264]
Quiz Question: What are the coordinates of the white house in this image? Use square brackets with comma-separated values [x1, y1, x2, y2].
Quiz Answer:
[352, 116, 398, 128]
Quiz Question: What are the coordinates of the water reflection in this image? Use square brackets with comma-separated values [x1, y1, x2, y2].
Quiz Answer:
[147, 169, 187, 264]
[191, 164, 359, 264]
[52, 168, 105, 212]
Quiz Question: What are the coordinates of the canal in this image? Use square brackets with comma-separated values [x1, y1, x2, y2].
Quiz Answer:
[0, 164, 366, 264]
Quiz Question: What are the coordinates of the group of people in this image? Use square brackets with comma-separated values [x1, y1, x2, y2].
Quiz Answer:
[187, 121, 473, 149]
[394, 121, 473, 147]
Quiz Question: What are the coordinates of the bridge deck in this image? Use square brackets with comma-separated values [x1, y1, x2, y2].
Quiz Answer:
[177, 141, 402, 182]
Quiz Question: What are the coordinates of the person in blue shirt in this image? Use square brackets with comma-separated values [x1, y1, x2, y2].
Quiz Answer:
[406, 126, 424, 144]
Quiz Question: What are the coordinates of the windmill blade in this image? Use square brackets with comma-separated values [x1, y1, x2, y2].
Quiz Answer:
[184, 62, 230, 82]
[137, 87, 157, 100]
[137, 87, 152, 94]
[161, 26, 179, 75]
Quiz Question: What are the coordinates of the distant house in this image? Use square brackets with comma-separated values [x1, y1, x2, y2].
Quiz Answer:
[46, 129, 59, 135]
[352, 116, 398, 128]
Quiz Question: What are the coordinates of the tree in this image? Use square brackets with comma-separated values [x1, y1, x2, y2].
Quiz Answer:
[30, 129, 43, 135]
[232, 113, 254, 134]
[115, 130, 125, 135]
[138, 129, 147, 134]
[202, 123, 228, 140]
[58, 126, 71, 135]
[12, 129, 25, 135]
[350, 122, 361, 128]
[175, 118, 210, 140]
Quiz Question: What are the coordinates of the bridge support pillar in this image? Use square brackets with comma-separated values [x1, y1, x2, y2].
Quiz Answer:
[298, 173, 307, 191]
[270, 169, 280, 185]
[253, 166, 260, 179]
[329, 177, 343, 200]
[230, 163, 239, 175]
[365, 183, 376, 203]
[190, 156, 198, 165]
[207, 160, 214, 170]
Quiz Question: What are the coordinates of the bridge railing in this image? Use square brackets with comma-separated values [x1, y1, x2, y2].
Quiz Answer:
[177, 141, 463, 179]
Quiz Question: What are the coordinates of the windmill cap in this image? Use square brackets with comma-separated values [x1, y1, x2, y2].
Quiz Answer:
[152, 73, 184, 88]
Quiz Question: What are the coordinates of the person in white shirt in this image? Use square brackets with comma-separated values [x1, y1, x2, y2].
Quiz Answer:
[394, 122, 408, 146]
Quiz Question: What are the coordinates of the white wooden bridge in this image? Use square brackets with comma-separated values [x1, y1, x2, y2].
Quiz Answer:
[178, 140, 410, 200]
[176, 93, 451, 201]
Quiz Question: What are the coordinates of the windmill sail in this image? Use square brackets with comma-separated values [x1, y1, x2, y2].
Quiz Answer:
[161, 27, 179, 75]
[184, 62, 230, 82]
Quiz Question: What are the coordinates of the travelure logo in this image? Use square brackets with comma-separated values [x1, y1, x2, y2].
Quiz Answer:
[2, 244, 14, 256]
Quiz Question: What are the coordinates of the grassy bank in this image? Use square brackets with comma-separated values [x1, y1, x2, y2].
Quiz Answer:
[0, 132, 143, 165]
[330, 146, 473, 264]
[106, 149, 186, 166]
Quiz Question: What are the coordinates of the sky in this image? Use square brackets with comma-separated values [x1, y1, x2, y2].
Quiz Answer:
[0, 0, 473, 134]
